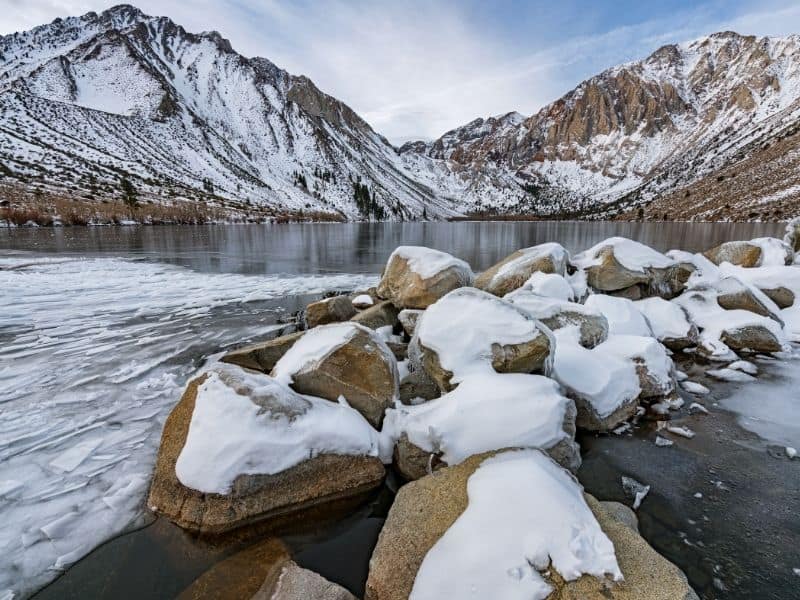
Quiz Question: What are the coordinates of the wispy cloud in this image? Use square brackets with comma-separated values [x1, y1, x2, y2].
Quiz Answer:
[4, 0, 800, 143]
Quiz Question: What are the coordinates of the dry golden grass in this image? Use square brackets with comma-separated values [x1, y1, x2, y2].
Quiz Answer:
[0, 183, 345, 226]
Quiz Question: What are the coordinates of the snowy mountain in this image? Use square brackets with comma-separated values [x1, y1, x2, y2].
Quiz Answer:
[0, 5, 459, 220]
[3, 9, 800, 221]
[401, 32, 800, 220]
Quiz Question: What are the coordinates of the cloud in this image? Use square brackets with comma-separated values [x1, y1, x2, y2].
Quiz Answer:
[3, 0, 800, 143]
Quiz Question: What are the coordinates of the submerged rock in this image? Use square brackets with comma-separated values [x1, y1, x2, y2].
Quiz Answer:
[304, 295, 357, 328]
[148, 369, 384, 534]
[272, 322, 398, 428]
[178, 537, 356, 600]
[475, 243, 568, 296]
[377, 246, 473, 309]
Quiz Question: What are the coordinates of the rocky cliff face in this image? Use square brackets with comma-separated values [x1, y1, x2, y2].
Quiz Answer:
[402, 31, 800, 220]
[0, 4, 458, 219]
[3, 9, 800, 221]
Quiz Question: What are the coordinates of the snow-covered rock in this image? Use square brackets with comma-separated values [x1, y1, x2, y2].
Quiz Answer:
[384, 373, 580, 478]
[674, 288, 788, 359]
[585, 294, 653, 337]
[414, 288, 554, 391]
[522, 271, 575, 301]
[272, 322, 398, 428]
[703, 239, 793, 268]
[715, 276, 784, 324]
[377, 247, 474, 309]
[474, 243, 568, 297]
[366, 449, 698, 600]
[398, 309, 424, 337]
[304, 295, 357, 328]
[595, 335, 675, 399]
[352, 294, 375, 309]
[551, 327, 641, 431]
[221, 331, 305, 373]
[149, 365, 384, 533]
[505, 290, 609, 348]
[571, 238, 688, 298]
[635, 297, 698, 350]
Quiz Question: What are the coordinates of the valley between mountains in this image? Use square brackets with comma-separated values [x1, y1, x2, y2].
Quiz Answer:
[2, 4, 800, 222]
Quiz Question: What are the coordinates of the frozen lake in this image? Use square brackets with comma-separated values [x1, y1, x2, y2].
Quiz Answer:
[0, 221, 795, 599]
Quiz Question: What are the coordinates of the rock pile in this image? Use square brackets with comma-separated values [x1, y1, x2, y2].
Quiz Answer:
[148, 236, 799, 599]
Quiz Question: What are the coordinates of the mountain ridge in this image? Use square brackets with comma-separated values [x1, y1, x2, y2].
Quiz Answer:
[2, 7, 800, 221]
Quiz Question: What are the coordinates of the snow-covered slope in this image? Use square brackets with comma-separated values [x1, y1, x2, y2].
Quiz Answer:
[0, 5, 459, 220]
[3, 10, 800, 221]
[401, 32, 800, 220]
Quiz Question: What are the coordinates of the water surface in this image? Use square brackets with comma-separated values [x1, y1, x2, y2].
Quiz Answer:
[0, 221, 794, 600]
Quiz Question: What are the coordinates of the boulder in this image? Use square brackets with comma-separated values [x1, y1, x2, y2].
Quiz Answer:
[220, 331, 304, 373]
[398, 368, 440, 404]
[178, 538, 356, 600]
[351, 293, 376, 309]
[634, 298, 698, 351]
[599, 501, 639, 533]
[584, 294, 653, 337]
[304, 295, 357, 328]
[608, 284, 643, 300]
[523, 271, 575, 300]
[647, 262, 696, 300]
[272, 322, 398, 428]
[474, 243, 568, 296]
[571, 239, 692, 300]
[704, 238, 792, 268]
[716, 277, 783, 323]
[148, 369, 385, 534]
[720, 325, 784, 354]
[596, 335, 675, 399]
[703, 241, 762, 267]
[552, 328, 641, 432]
[255, 562, 357, 600]
[350, 300, 400, 330]
[505, 290, 609, 348]
[385, 341, 408, 361]
[761, 286, 795, 309]
[785, 218, 800, 253]
[553, 494, 699, 600]
[414, 288, 554, 392]
[377, 246, 473, 309]
[385, 373, 581, 480]
[397, 308, 423, 337]
[674, 288, 787, 359]
[572, 238, 676, 295]
[365, 450, 697, 600]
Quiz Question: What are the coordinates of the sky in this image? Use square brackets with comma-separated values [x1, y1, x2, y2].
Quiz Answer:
[4, 0, 800, 143]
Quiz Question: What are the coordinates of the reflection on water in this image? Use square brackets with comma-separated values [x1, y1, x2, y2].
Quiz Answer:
[0, 221, 786, 275]
[0, 221, 792, 600]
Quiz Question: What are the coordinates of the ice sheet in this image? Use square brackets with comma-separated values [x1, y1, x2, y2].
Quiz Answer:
[0, 254, 377, 598]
